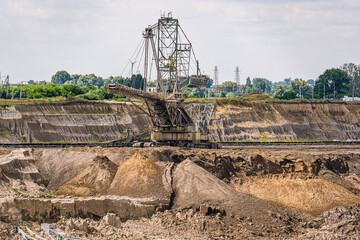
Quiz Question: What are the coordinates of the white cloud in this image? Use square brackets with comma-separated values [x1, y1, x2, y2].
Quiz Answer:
[0, 0, 359, 83]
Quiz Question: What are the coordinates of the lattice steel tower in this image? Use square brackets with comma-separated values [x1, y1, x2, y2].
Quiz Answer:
[214, 66, 219, 87]
[235, 66, 240, 96]
[155, 12, 192, 96]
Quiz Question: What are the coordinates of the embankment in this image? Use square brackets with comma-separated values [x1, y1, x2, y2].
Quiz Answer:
[0, 100, 360, 142]
[209, 101, 360, 141]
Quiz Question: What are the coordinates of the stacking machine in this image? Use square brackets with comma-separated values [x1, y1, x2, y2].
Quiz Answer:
[108, 12, 216, 147]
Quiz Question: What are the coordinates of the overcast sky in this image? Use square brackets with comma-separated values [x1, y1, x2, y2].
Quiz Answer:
[0, 0, 359, 84]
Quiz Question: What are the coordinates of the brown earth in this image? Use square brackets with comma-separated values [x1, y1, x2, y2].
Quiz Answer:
[54, 156, 118, 196]
[233, 174, 360, 217]
[107, 151, 169, 199]
[0, 145, 360, 239]
[1, 101, 360, 143]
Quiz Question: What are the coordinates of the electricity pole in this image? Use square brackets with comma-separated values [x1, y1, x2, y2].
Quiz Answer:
[323, 83, 326, 99]
[333, 80, 336, 100]
[235, 66, 240, 96]
[312, 86, 314, 99]
[353, 85, 355, 101]
[214, 66, 219, 97]
[20, 81, 23, 99]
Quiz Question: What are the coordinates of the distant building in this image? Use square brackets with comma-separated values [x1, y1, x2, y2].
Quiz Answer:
[341, 96, 360, 101]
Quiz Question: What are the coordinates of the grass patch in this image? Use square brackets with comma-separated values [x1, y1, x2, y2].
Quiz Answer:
[185, 96, 360, 106]
[12, 188, 22, 195]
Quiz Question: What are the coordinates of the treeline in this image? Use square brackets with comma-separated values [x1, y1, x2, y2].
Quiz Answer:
[0, 71, 148, 100]
[184, 62, 360, 100]
[3, 62, 359, 101]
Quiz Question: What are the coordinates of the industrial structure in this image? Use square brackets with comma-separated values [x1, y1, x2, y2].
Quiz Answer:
[108, 12, 216, 147]
[0, 73, 10, 98]
[235, 66, 240, 96]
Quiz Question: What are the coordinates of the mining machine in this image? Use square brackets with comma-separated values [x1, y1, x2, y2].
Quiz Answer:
[108, 12, 216, 147]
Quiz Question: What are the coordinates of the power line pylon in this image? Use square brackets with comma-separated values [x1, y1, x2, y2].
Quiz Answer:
[1, 75, 10, 99]
[214, 66, 219, 97]
[235, 66, 240, 96]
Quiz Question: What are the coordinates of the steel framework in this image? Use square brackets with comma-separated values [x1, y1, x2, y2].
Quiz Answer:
[235, 66, 240, 96]
[108, 12, 216, 143]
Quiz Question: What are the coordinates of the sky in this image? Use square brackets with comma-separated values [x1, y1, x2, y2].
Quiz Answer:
[0, 0, 359, 84]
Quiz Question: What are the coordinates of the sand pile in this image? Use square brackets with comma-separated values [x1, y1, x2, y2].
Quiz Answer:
[38, 149, 96, 190]
[107, 151, 168, 198]
[233, 175, 360, 217]
[172, 159, 298, 227]
[54, 156, 118, 196]
[0, 149, 47, 192]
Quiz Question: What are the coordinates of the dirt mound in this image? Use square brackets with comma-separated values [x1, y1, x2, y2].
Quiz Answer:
[37, 149, 96, 190]
[107, 151, 168, 199]
[294, 203, 360, 239]
[0, 149, 47, 193]
[172, 159, 300, 228]
[233, 175, 360, 217]
[54, 156, 118, 196]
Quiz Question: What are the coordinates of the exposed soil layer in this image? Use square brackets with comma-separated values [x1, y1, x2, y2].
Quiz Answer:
[1, 101, 360, 142]
[233, 175, 360, 217]
[210, 102, 360, 141]
[0, 145, 360, 239]
[54, 156, 118, 196]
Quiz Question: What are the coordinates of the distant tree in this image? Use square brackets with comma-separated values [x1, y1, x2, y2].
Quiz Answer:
[340, 63, 360, 97]
[284, 78, 291, 86]
[290, 80, 311, 97]
[219, 81, 237, 93]
[226, 92, 235, 98]
[314, 68, 351, 99]
[206, 78, 214, 88]
[253, 78, 272, 93]
[61, 85, 84, 97]
[245, 77, 252, 88]
[76, 74, 104, 88]
[51, 71, 71, 85]
[274, 85, 291, 98]
[129, 74, 145, 90]
[306, 79, 315, 86]
[98, 88, 114, 99]
[27, 80, 35, 85]
[281, 90, 296, 100]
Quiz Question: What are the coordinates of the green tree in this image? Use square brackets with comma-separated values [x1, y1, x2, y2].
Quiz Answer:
[61, 85, 84, 97]
[226, 92, 235, 98]
[252, 78, 272, 93]
[51, 71, 71, 85]
[76, 74, 104, 88]
[274, 85, 291, 98]
[314, 68, 351, 99]
[219, 81, 236, 93]
[290, 80, 311, 97]
[340, 63, 360, 97]
[206, 78, 214, 88]
[281, 90, 296, 100]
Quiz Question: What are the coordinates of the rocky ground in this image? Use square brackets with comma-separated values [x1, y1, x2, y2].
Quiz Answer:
[0, 145, 360, 239]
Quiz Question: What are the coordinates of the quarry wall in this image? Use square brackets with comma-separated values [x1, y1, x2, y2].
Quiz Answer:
[0, 101, 360, 142]
[209, 102, 360, 141]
